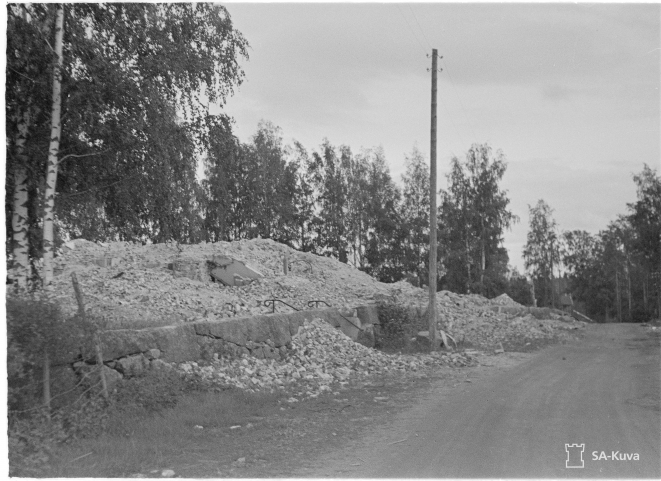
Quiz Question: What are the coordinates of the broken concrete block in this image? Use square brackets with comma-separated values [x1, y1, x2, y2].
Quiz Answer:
[209, 255, 263, 286]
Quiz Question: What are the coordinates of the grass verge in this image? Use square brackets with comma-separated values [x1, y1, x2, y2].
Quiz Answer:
[46, 389, 286, 477]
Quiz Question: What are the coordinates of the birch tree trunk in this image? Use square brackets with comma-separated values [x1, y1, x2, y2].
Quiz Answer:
[12, 126, 30, 289]
[42, 5, 64, 288]
[11, 5, 33, 289]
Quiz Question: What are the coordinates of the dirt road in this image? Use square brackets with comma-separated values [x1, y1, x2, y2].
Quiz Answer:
[301, 324, 660, 478]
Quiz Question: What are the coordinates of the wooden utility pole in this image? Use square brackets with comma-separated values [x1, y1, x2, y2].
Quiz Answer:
[428, 49, 439, 350]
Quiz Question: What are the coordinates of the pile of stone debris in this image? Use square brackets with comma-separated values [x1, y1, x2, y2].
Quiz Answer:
[49, 238, 391, 328]
[49, 237, 585, 350]
[390, 285, 584, 350]
[179, 318, 476, 400]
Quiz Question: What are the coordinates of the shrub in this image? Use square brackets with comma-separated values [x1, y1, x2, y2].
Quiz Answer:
[8, 410, 67, 477]
[375, 301, 426, 352]
[7, 292, 104, 475]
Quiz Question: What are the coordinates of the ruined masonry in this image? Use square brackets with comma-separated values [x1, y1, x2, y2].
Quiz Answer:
[48, 238, 585, 391]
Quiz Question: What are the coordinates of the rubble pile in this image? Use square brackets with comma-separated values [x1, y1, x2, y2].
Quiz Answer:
[389, 286, 584, 349]
[180, 319, 476, 399]
[49, 238, 390, 327]
[49, 238, 585, 350]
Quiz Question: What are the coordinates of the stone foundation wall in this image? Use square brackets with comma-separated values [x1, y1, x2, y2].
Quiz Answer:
[66, 306, 380, 382]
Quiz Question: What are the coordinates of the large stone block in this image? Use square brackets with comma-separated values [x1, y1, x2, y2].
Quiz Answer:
[100, 324, 200, 363]
[244, 316, 292, 346]
[194, 318, 249, 345]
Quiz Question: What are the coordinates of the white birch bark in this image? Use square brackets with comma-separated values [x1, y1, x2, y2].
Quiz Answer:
[11, 114, 31, 288]
[11, 6, 33, 289]
[42, 5, 64, 288]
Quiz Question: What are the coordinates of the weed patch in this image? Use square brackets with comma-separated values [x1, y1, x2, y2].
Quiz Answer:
[46, 389, 286, 477]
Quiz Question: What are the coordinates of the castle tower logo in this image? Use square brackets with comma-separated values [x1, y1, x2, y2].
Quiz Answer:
[565, 443, 585, 468]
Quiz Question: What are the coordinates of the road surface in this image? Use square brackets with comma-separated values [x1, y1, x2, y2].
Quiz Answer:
[306, 323, 660, 478]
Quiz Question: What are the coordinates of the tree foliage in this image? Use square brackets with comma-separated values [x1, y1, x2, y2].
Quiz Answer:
[533, 165, 661, 321]
[399, 148, 430, 286]
[440, 143, 517, 296]
[6, 3, 249, 279]
[523, 199, 560, 307]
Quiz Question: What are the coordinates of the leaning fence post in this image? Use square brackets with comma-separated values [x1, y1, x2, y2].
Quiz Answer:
[71, 272, 108, 400]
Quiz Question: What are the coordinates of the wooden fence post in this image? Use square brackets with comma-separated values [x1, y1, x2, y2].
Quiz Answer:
[71, 272, 108, 399]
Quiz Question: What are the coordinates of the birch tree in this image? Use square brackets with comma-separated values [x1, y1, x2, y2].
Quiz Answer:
[523, 199, 560, 307]
[400, 147, 430, 286]
[440, 143, 516, 296]
[42, 5, 64, 287]
[6, 4, 52, 288]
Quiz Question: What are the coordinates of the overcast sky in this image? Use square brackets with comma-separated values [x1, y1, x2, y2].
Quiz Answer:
[215, 2, 660, 273]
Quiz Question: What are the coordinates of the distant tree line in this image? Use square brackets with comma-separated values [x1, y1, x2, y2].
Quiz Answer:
[523, 164, 660, 322]
[200, 121, 521, 299]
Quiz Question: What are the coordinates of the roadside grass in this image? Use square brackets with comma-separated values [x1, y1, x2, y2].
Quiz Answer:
[46, 389, 285, 477]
